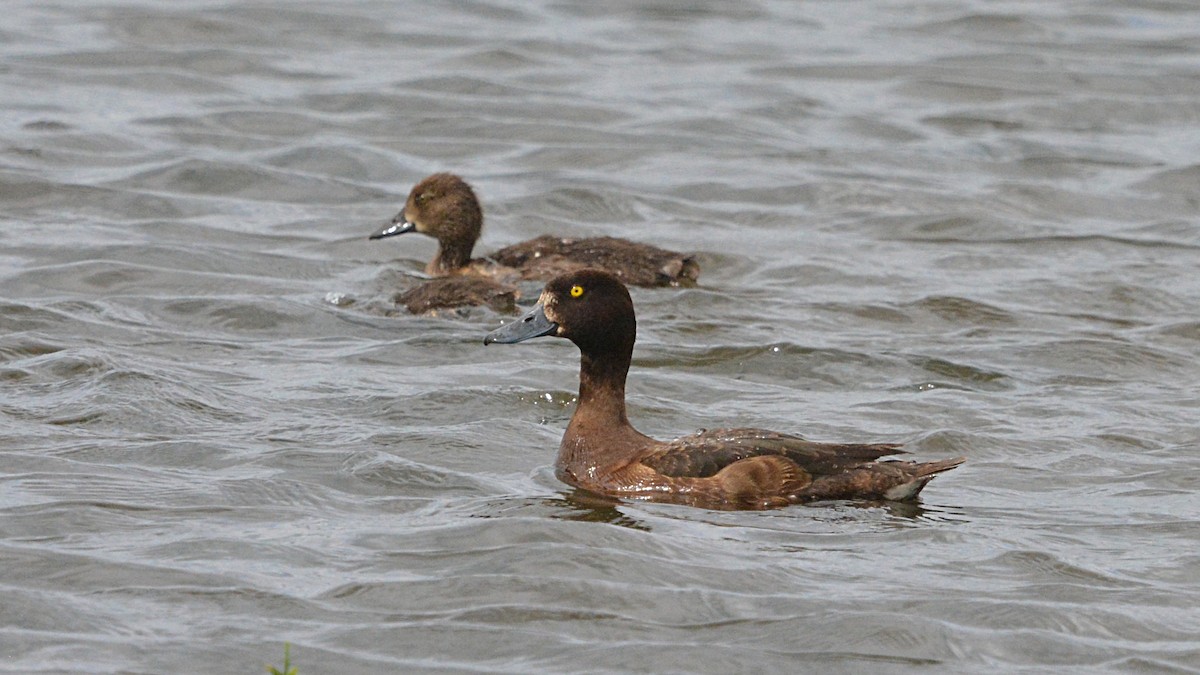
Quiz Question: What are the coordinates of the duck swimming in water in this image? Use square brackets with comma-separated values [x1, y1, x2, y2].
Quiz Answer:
[369, 173, 699, 288]
[484, 269, 963, 510]
[365, 173, 516, 314]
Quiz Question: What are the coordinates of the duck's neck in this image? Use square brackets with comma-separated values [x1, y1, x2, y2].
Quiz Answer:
[559, 343, 653, 483]
[428, 238, 474, 275]
[575, 349, 632, 427]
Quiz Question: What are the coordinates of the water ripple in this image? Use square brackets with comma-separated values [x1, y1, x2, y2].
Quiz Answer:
[2, 1, 1199, 673]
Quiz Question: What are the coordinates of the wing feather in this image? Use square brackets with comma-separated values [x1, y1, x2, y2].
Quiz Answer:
[640, 427, 904, 478]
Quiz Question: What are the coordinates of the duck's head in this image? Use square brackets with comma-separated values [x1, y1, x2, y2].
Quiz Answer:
[484, 269, 636, 355]
[368, 173, 483, 250]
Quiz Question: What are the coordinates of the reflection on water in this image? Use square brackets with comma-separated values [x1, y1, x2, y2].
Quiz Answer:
[464, 492, 653, 530]
[554, 490, 638, 525]
[2, 0, 1199, 672]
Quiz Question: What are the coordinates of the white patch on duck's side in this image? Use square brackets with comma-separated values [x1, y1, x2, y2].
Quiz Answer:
[883, 476, 933, 502]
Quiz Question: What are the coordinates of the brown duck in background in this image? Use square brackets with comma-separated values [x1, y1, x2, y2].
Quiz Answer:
[485, 269, 963, 510]
[369, 173, 699, 288]
[368, 174, 516, 314]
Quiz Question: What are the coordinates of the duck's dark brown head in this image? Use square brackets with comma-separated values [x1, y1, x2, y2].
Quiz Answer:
[368, 173, 483, 271]
[484, 269, 636, 357]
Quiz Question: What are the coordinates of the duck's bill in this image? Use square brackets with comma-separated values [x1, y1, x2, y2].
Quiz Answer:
[368, 219, 417, 240]
[484, 304, 557, 344]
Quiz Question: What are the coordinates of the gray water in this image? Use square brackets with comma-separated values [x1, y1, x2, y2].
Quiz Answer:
[2, 1, 1199, 672]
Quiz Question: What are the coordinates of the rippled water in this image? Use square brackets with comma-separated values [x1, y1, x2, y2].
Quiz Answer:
[3, 1, 1199, 672]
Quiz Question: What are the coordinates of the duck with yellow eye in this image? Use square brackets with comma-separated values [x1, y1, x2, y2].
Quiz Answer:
[368, 173, 698, 314]
[485, 269, 964, 511]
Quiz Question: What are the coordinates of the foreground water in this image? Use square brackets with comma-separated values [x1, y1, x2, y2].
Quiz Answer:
[2, 1, 1199, 672]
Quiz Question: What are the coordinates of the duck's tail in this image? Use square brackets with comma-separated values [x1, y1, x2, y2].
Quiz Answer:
[913, 456, 966, 477]
[883, 456, 965, 501]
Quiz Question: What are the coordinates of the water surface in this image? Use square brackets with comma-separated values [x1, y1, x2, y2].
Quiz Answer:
[2, 1, 1199, 672]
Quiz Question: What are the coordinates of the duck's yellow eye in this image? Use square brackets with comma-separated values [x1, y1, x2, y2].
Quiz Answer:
[570, 285, 584, 298]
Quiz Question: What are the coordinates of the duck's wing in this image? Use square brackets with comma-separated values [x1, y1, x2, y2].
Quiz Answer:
[638, 427, 904, 479]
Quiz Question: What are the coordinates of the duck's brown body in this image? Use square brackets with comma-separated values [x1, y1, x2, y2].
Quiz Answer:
[369, 174, 698, 313]
[396, 276, 516, 315]
[485, 269, 963, 511]
[559, 426, 962, 510]
[493, 235, 698, 287]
